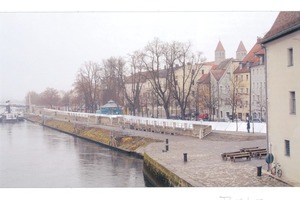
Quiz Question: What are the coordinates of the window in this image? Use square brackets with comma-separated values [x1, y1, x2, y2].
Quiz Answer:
[285, 140, 290, 157]
[246, 75, 249, 81]
[246, 88, 248, 94]
[260, 56, 265, 65]
[288, 48, 294, 66]
[290, 91, 296, 114]
[202, 70, 204, 74]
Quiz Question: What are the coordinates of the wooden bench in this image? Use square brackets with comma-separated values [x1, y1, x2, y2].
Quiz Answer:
[222, 152, 252, 161]
[252, 150, 267, 158]
[231, 153, 251, 162]
[240, 147, 259, 152]
[247, 148, 267, 157]
[221, 151, 241, 160]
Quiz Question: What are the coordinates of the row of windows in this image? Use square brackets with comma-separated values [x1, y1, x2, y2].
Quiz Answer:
[252, 67, 265, 75]
[252, 82, 265, 89]
[219, 86, 250, 94]
[235, 74, 249, 81]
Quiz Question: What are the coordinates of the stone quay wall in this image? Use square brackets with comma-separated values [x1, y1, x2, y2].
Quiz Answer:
[143, 153, 192, 187]
[30, 107, 212, 139]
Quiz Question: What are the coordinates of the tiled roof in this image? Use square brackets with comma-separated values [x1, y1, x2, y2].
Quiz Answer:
[215, 41, 225, 51]
[236, 41, 247, 52]
[216, 58, 232, 70]
[197, 74, 210, 84]
[211, 69, 225, 81]
[262, 11, 300, 43]
[234, 66, 250, 74]
[241, 37, 264, 65]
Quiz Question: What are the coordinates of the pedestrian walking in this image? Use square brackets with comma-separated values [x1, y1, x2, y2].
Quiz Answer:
[247, 120, 250, 133]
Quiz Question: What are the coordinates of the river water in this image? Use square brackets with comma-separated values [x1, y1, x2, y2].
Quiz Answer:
[0, 121, 146, 187]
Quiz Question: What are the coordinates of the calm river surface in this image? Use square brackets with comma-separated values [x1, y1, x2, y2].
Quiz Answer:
[0, 121, 146, 187]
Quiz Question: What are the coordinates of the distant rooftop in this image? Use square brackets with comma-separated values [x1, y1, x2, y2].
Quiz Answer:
[101, 100, 120, 108]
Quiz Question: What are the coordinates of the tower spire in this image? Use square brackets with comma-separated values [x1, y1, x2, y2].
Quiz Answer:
[215, 40, 225, 64]
[236, 41, 247, 61]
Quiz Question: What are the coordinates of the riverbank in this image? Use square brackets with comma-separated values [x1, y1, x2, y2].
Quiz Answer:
[25, 114, 161, 159]
[25, 114, 292, 187]
[24, 114, 203, 186]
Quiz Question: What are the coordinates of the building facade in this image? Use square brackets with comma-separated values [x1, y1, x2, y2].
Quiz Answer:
[239, 38, 267, 122]
[262, 11, 300, 185]
[233, 65, 250, 120]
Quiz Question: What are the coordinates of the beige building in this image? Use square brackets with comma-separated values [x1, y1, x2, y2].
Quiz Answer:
[233, 65, 250, 120]
[262, 11, 300, 186]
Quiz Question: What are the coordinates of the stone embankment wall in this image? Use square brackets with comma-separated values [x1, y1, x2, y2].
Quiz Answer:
[25, 114, 160, 158]
[30, 107, 212, 139]
[27, 107, 212, 187]
[143, 153, 192, 187]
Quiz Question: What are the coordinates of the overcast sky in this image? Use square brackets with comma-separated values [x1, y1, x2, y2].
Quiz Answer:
[0, 2, 281, 102]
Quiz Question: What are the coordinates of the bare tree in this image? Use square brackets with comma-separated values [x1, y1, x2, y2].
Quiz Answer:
[117, 51, 146, 116]
[60, 90, 72, 111]
[69, 90, 85, 112]
[40, 87, 60, 108]
[142, 38, 173, 119]
[101, 57, 125, 106]
[198, 82, 219, 121]
[25, 91, 41, 106]
[170, 41, 205, 119]
[74, 61, 101, 113]
[252, 86, 267, 121]
[224, 75, 243, 130]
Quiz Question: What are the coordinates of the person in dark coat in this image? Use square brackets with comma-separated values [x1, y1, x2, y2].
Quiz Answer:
[247, 120, 250, 133]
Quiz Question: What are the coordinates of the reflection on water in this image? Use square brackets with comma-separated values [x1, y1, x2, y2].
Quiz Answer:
[0, 121, 145, 187]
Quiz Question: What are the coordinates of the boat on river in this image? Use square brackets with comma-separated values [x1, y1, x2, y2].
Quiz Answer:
[0, 101, 24, 123]
[0, 112, 24, 123]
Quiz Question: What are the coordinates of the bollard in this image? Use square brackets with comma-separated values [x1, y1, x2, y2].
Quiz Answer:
[257, 166, 262, 176]
[183, 153, 187, 162]
[166, 144, 169, 151]
[166, 138, 168, 144]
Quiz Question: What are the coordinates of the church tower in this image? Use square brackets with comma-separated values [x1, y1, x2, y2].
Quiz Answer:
[236, 41, 247, 61]
[215, 41, 225, 64]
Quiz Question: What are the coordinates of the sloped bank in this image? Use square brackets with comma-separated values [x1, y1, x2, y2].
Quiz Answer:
[25, 114, 160, 159]
[25, 114, 192, 187]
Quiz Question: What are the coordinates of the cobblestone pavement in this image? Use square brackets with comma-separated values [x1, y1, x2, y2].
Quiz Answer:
[90, 124, 290, 187]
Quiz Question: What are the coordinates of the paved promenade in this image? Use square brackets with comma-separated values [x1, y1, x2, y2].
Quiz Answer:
[99, 124, 290, 187]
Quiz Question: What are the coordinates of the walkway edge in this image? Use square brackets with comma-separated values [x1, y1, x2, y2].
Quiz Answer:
[143, 153, 192, 187]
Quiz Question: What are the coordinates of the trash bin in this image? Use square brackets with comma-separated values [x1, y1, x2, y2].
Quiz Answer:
[257, 166, 262, 176]
[183, 153, 188, 162]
